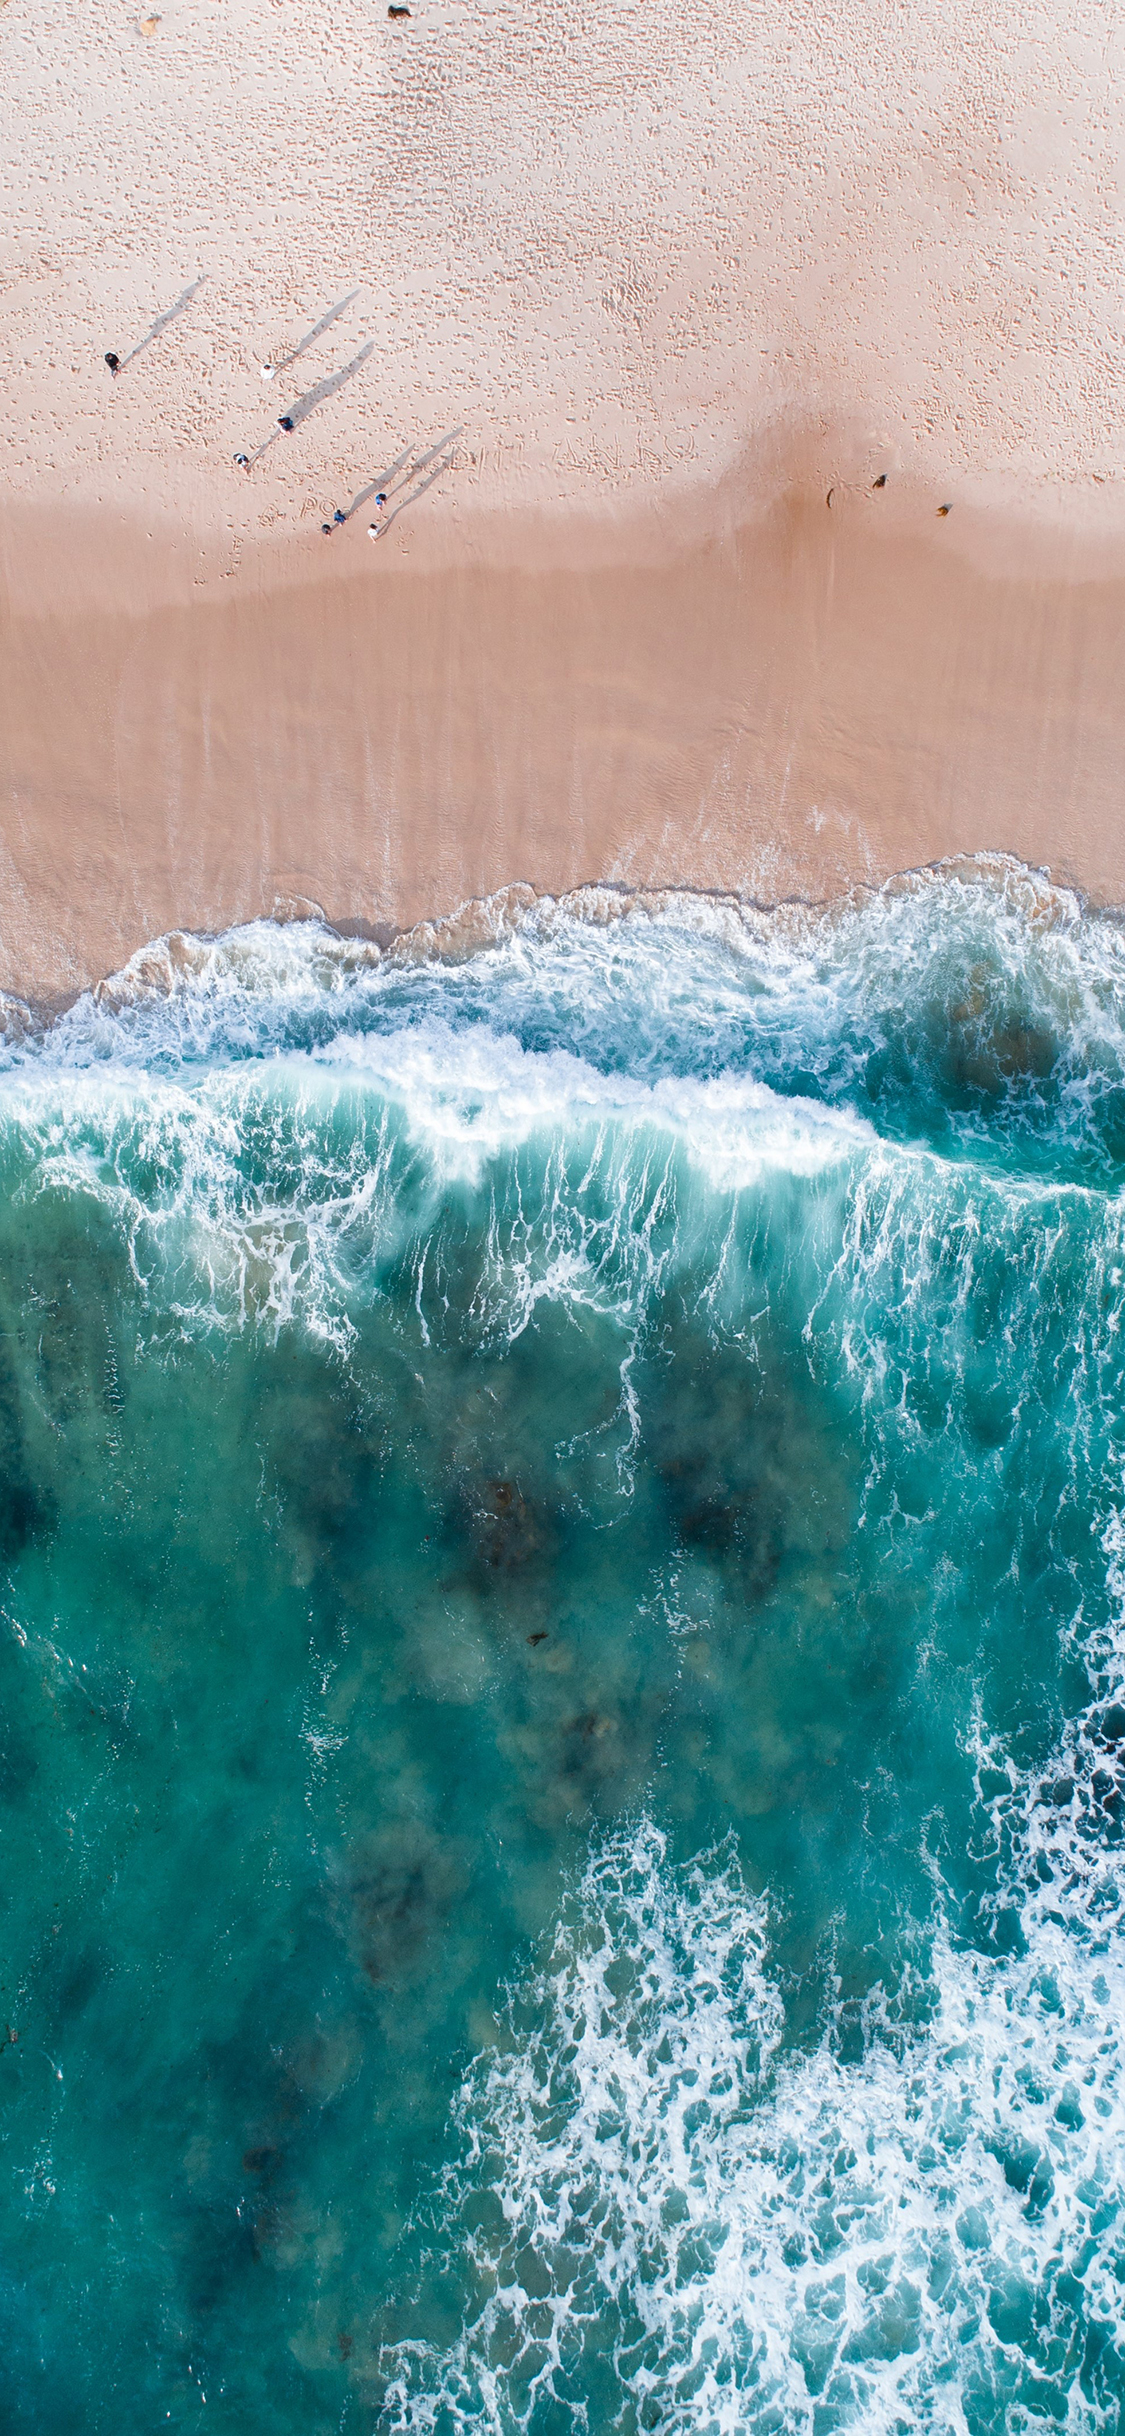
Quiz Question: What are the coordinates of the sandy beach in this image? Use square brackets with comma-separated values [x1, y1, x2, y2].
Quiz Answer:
[8, 5, 1125, 2408]
[1, 0, 1124, 998]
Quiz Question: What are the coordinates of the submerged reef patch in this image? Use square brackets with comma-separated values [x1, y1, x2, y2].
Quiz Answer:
[2, 859, 1125, 2429]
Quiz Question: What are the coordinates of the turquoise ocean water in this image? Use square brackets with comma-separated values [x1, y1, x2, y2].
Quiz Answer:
[2, 857, 1125, 2432]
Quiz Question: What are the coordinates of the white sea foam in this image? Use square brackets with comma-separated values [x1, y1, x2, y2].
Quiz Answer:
[382, 1762, 1125, 2434]
[6, 854, 1123, 1097]
[0, 985, 1116, 1404]
[0, 857, 1122, 2424]
[0, 862, 1121, 1296]
[0, 1018, 886, 1363]
[312, 1021, 879, 1192]
[369, 1389, 1125, 2436]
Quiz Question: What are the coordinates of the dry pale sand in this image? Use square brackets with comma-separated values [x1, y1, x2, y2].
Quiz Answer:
[1, 0, 1124, 996]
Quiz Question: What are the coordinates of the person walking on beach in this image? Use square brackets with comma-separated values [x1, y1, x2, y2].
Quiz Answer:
[367, 493, 388, 539]
[105, 352, 120, 376]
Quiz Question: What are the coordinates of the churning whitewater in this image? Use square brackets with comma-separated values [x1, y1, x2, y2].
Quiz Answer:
[1, 858, 1124, 2434]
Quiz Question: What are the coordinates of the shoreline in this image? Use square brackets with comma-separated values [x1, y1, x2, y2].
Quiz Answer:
[5, 0, 1125, 1003]
[3, 852, 1118, 1037]
[3, 466, 1125, 1004]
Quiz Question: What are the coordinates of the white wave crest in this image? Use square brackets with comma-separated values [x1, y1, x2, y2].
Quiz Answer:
[379, 1474, 1125, 2432]
[7, 853, 1124, 1096]
[0, 1025, 879, 1356]
[314, 1021, 877, 1192]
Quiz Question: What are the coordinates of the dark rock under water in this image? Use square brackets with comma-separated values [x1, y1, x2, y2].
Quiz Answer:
[0, 862, 1123, 2429]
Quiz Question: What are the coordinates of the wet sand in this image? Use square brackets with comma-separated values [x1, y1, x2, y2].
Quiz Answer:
[2, 0, 1124, 996]
[1, 465, 1124, 1003]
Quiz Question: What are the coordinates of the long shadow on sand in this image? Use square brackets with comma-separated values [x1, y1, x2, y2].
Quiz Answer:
[251, 345, 375, 462]
[120, 278, 206, 370]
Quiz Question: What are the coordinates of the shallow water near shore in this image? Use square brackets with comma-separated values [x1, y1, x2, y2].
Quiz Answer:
[2, 857, 1125, 2432]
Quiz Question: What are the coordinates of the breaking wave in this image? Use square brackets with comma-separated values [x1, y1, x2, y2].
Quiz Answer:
[3, 855, 1125, 2432]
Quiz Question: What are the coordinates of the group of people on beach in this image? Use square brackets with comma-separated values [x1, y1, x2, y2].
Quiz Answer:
[321, 495, 387, 541]
[105, 342, 394, 538]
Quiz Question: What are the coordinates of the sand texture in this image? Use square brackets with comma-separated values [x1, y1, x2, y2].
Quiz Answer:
[1, 0, 1124, 992]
